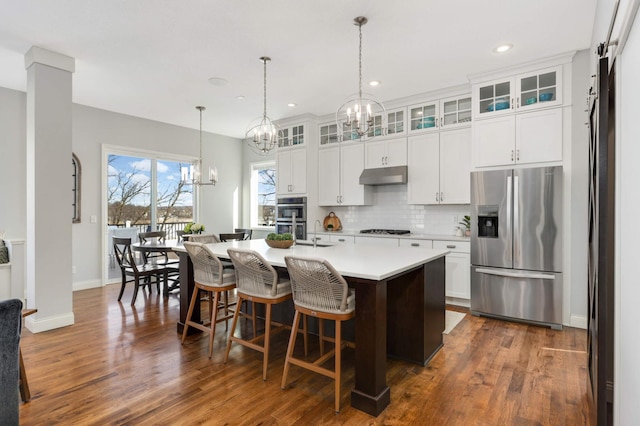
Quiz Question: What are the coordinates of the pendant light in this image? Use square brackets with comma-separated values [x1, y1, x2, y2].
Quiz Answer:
[336, 16, 386, 139]
[181, 106, 218, 186]
[245, 56, 282, 155]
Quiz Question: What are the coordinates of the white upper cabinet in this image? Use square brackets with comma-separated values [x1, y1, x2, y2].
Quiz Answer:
[365, 137, 407, 168]
[319, 122, 340, 147]
[318, 143, 371, 206]
[472, 64, 564, 168]
[408, 94, 472, 134]
[408, 128, 471, 205]
[277, 147, 307, 195]
[365, 107, 407, 139]
[278, 123, 305, 148]
[473, 66, 563, 119]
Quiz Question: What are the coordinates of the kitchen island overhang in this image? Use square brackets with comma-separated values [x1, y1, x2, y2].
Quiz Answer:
[174, 240, 448, 416]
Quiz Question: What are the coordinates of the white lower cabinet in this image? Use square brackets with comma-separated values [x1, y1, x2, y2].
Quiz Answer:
[328, 234, 354, 244]
[433, 240, 470, 301]
[399, 239, 433, 248]
[354, 236, 399, 246]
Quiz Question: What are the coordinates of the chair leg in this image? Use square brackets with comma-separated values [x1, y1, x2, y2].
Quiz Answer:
[335, 320, 342, 413]
[131, 277, 141, 305]
[319, 318, 325, 356]
[224, 295, 244, 364]
[262, 303, 272, 381]
[303, 314, 308, 357]
[117, 272, 126, 301]
[181, 286, 200, 344]
[19, 348, 31, 402]
[251, 301, 257, 338]
[208, 291, 221, 358]
[281, 310, 302, 389]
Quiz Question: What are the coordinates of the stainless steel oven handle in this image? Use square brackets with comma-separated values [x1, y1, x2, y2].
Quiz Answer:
[475, 268, 555, 280]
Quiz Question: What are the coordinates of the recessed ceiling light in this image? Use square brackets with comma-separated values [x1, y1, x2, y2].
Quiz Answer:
[288, 103, 297, 107]
[236, 95, 245, 101]
[494, 44, 513, 53]
[208, 77, 228, 86]
[369, 80, 381, 87]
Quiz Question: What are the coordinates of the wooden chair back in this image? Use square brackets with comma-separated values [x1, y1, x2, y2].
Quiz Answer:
[219, 232, 245, 242]
[234, 228, 253, 240]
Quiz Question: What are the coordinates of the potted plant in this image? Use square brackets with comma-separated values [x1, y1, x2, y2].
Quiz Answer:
[459, 215, 471, 237]
[265, 232, 294, 248]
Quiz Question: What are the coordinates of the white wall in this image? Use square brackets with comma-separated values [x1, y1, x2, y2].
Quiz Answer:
[0, 90, 243, 292]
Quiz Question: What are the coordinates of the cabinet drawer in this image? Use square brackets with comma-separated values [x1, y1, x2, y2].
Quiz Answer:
[399, 239, 433, 248]
[434, 240, 470, 253]
[328, 234, 354, 244]
[354, 236, 399, 246]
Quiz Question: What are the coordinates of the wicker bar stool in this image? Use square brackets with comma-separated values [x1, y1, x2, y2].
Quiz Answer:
[224, 248, 293, 380]
[181, 242, 236, 358]
[282, 255, 355, 413]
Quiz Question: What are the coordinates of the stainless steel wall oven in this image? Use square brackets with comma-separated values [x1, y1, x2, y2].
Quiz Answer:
[275, 197, 307, 240]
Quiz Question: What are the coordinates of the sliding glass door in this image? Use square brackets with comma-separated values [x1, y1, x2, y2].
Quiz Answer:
[105, 151, 196, 281]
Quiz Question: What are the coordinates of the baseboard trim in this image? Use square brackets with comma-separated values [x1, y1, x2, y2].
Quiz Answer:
[570, 314, 587, 329]
[25, 311, 75, 333]
[446, 296, 470, 308]
[73, 279, 103, 291]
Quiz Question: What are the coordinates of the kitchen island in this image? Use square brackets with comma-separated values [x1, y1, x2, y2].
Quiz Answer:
[175, 240, 448, 416]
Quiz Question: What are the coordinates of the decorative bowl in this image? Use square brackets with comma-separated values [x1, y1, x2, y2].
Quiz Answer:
[526, 97, 537, 105]
[265, 239, 294, 249]
[539, 92, 554, 102]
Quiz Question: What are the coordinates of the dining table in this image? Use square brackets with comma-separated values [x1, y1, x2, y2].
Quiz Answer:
[173, 239, 448, 416]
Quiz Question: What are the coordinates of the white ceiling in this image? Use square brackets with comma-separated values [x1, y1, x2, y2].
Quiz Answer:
[0, 1, 597, 139]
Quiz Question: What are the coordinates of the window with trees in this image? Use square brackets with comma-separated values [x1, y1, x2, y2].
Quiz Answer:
[251, 162, 276, 227]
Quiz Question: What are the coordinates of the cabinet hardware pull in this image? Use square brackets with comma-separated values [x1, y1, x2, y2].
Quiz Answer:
[411, 243, 419, 247]
[516, 149, 520, 161]
[511, 97, 515, 109]
[517, 97, 520, 108]
[338, 239, 345, 242]
[511, 150, 514, 161]
[440, 192, 443, 202]
[435, 192, 439, 202]
[446, 244, 456, 249]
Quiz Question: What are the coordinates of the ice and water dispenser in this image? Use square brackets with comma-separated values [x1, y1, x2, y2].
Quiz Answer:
[476, 206, 498, 238]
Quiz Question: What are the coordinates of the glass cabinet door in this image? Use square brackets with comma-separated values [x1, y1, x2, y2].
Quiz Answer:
[291, 125, 304, 146]
[366, 107, 405, 138]
[278, 128, 290, 147]
[319, 123, 339, 146]
[474, 79, 513, 119]
[441, 95, 472, 127]
[409, 101, 439, 132]
[516, 66, 562, 111]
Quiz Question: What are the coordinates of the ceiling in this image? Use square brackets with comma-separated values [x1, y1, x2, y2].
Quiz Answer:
[0, 1, 597, 139]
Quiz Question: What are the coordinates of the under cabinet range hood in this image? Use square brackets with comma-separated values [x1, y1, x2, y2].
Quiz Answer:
[359, 166, 408, 185]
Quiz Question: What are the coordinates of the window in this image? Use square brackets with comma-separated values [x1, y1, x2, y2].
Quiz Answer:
[251, 162, 276, 227]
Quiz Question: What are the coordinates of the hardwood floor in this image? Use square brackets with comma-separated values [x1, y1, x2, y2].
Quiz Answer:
[19, 284, 593, 425]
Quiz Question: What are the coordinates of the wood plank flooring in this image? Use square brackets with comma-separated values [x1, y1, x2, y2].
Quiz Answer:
[18, 284, 593, 425]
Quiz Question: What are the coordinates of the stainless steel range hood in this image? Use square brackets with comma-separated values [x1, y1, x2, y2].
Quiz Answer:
[359, 166, 408, 185]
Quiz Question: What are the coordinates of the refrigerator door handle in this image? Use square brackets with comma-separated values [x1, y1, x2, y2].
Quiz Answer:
[513, 175, 519, 263]
[475, 267, 556, 280]
[506, 175, 512, 264]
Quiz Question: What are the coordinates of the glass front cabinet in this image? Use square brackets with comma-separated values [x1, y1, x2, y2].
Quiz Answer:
[408, 94, 472, 134]
[278, 124, 305, 148]
[473, 65, 563, 119]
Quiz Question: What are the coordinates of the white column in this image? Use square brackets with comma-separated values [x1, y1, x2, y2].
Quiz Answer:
[24, 47, 75, 332]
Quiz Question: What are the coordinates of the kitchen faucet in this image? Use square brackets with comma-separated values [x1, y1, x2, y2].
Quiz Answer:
[314, 219, 321, 248]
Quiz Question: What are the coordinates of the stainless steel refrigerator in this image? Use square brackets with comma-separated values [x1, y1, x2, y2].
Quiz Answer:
[470, 166, 563, 329]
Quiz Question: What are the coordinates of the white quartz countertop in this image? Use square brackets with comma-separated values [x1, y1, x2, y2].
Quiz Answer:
[310, 229, 470, 242]
[176, 239, 448, 282]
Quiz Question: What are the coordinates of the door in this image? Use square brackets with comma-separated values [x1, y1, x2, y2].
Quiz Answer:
[513, 166, 563, 272]
[470, 169, 512, 268]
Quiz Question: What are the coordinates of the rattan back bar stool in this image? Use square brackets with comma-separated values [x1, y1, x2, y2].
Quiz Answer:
[282, 255, 355, 413]
[181, 242, 236, 358]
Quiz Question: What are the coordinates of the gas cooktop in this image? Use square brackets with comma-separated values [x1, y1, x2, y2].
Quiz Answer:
[360, 229, 411, 235]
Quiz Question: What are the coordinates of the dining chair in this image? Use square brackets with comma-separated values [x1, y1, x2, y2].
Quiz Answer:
[181, 242, 237, 358]
[187, 233, 220, 244]
[224, 248, 293, 380]
[176, 230, 186, 243]
[138, 230, 180, 290]
[219, 232, 245, 242]
[234, 228, 253, 240]
[282, 255, 356, 413]
[113, 237, 169, 305]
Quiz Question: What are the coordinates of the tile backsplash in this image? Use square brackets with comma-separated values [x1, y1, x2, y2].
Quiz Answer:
[323, 185, 470, 236]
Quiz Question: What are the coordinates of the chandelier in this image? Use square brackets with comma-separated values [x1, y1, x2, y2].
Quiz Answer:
[245, 56, 282, 155]
[181, 106, 218, 186]
[336, 16, 385, 139]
